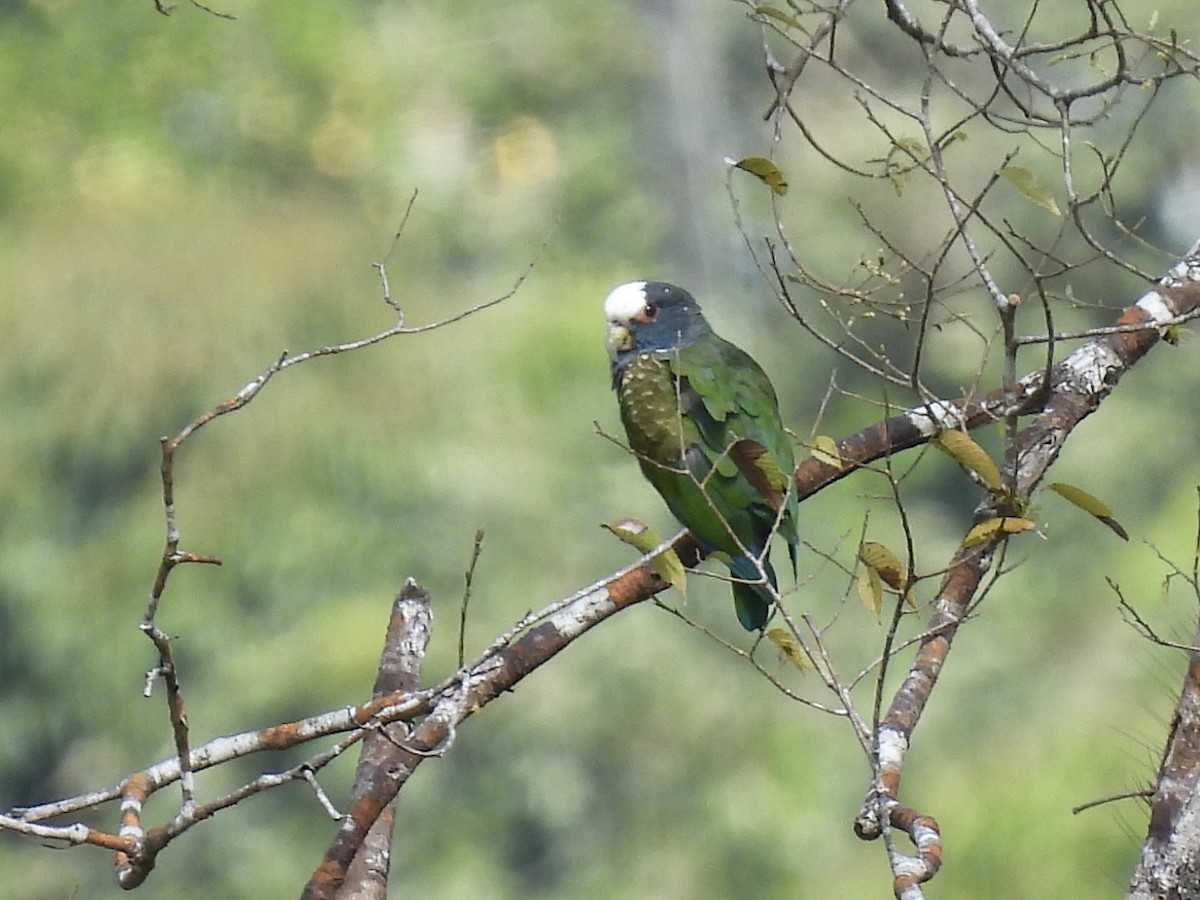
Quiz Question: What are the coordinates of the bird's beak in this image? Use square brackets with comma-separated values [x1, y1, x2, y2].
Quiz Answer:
[606, 321, 633, 360]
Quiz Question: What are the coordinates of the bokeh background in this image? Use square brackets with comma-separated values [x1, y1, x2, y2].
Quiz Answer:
[3, 2, 1200, 897]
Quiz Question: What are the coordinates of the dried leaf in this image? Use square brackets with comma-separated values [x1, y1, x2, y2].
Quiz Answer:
[602, 518, 687, 595]
[1048, 482, 1129, 541]
[934, 430, 1003, 491]
[859, 541, 909, 591]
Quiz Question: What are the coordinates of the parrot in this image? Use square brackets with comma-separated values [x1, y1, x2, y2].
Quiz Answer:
[604, 280, 799, 630]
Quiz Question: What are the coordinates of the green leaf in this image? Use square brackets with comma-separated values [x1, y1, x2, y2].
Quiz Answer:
[728, 156, 788, 195]
[602, 518, 688, 595]
[766, 628, 814, 670]
[934, 430, 1003, 492]
[1048, 482, 1129, 541]
[1000, 166, 1061, 217]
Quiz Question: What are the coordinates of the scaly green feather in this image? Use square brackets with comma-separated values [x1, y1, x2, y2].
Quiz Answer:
[606, 281, 799, 630]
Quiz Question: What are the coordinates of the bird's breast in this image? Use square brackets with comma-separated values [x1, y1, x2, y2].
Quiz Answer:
[618, 353, 687, 464]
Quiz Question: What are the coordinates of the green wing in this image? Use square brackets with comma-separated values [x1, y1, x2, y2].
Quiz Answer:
[674, 335, 799, 556]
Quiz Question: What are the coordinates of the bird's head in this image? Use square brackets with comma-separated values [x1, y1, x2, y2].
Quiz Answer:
[604, 281, 710, 363]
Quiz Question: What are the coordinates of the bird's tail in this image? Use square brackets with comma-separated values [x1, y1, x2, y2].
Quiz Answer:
[728, 554, 777, 631]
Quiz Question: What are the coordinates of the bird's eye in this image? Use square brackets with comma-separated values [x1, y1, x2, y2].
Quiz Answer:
[642, 303, 659, 321]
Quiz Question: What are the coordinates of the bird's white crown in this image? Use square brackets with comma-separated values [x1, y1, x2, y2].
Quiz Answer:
[604, 281, 649, 322]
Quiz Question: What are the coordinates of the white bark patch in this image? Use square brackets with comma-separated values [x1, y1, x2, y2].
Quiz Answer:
[1061, 340, 1122, 395]
[550, 584, 622, 639]
[877, 725, 908, 771]
[1135, 290, 1175, 324]
[1161, 250, 1200, 291]
[906, 400, 967, 436]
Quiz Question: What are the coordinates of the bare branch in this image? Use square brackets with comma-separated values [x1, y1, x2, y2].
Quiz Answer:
[305, 579, 433, 899]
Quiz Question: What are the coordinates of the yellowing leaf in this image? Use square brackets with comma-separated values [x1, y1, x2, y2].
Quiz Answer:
[1000, 166, 1061, 216]
[767, 628, 814, 670]
[754, 5, 807, 31]
[940, 130, 969, 150]
[1004, 517, 1035, 534]
[1047, 482, 1112, 518]
[747, 443, 788, 490]
[728, 156, 788, 195]
[895, 136, 926, 158]
[857, 567, 883, 620]
[963, 519, 1001, 547]
[963, 516, 1036, 548]
[859, 541, 908, 591]
[934, 430, 1003, 491]
[810, 435, 843, 470]
[1048, 482, 1129, 541]
[602, 518, 687, 595]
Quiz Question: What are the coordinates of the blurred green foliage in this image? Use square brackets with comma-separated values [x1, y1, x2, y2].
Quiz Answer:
[2, 1, 1200, 898]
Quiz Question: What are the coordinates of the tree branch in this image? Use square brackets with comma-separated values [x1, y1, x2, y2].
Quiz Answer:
[849, 242, 1200, 895]
[306, 579, 432, 899]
